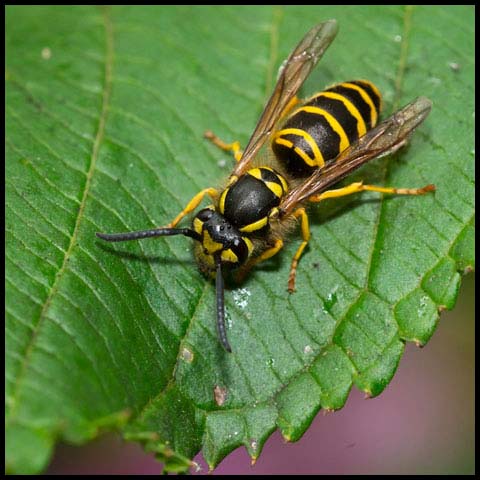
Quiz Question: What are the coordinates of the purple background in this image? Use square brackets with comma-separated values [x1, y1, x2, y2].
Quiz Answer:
[46, 274, 474, 475]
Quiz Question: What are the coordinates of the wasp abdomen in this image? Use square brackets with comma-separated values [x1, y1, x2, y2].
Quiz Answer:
[219, 167, 288, 234]
[272, 80, 382, 177]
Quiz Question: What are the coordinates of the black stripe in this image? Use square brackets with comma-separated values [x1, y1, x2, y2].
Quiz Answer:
[326, 83, 376, 129]
[308, 96, 359, 145]
[258, 167, 282, 187]
[350, 80, 381, 114]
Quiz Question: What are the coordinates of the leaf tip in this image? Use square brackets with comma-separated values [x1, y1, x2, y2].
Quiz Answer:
[363, 389, 373, 399]
[190, 460, 201, 473]
[248, 439, 259, 465]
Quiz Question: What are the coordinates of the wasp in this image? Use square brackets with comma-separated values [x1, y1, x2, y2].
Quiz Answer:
[96, 20, 435, 352]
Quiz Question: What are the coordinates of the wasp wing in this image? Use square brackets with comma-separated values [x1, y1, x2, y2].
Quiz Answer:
[279, 96, 433, 216]
[231, 19, 339, 178]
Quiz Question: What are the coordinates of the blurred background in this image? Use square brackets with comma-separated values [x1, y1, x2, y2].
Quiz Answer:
[46, 273, 474, 475]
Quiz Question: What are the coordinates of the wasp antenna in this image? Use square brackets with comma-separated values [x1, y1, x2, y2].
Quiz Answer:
[215, 255, 232, 353]
[96, 228, 201, 243]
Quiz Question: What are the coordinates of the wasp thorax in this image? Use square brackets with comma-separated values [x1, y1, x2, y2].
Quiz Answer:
[192, 208, 253, 274]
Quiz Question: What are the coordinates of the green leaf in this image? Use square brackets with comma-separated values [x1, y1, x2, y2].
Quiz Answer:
[6, 5, 474, 474]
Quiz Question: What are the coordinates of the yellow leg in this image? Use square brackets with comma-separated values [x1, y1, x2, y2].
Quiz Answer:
[288, 207, 310, 293]
[235, 238, 284, 283]
[166, 188, 219, 228]
[204, 130, 243, 162]
[308, 181, 435, 203]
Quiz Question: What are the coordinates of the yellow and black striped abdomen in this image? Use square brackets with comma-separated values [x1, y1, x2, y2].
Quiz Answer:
[272, 80, 382, 177]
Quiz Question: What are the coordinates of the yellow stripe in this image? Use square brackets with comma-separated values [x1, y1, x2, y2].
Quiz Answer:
[340, 82, 378, 126]
[265, 180, 283, 198]
[298, 106, 350, 153]
[359, 80, 383, 112]
[193, 217, 203, 235]
[248, 168, 262, 181]
[275, 137, 293, 149]
[243, 237, 253, 256]
[203, 230, 223, 253]
[239, 216, 268, 233]
[273, 128, 324, 167]
[227, 175, 238, 187]
[219, 189, 228, 214]
[315, 91, 367, 136]
[294, 146, 318, 167]
[221, 249, 238, 264]
[248, 166, 276, 180]
[247, 167, 288, 196]
[277, 173, 288, 193]
[275, 136, 320, 167]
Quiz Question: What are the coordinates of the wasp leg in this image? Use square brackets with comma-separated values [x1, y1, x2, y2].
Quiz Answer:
[288, 207, 310, 293]
[166, 187, 219, 228]
[235, 238, 284, 283]
[202, 96, 299, 163]
[204, 131, 243, 162]
[308, 181, 435, 203]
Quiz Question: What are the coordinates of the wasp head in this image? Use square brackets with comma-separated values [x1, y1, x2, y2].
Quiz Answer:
[192, 207, 253, 277]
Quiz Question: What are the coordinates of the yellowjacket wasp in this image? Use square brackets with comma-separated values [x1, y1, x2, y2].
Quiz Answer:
[97, 20, 435, 352]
